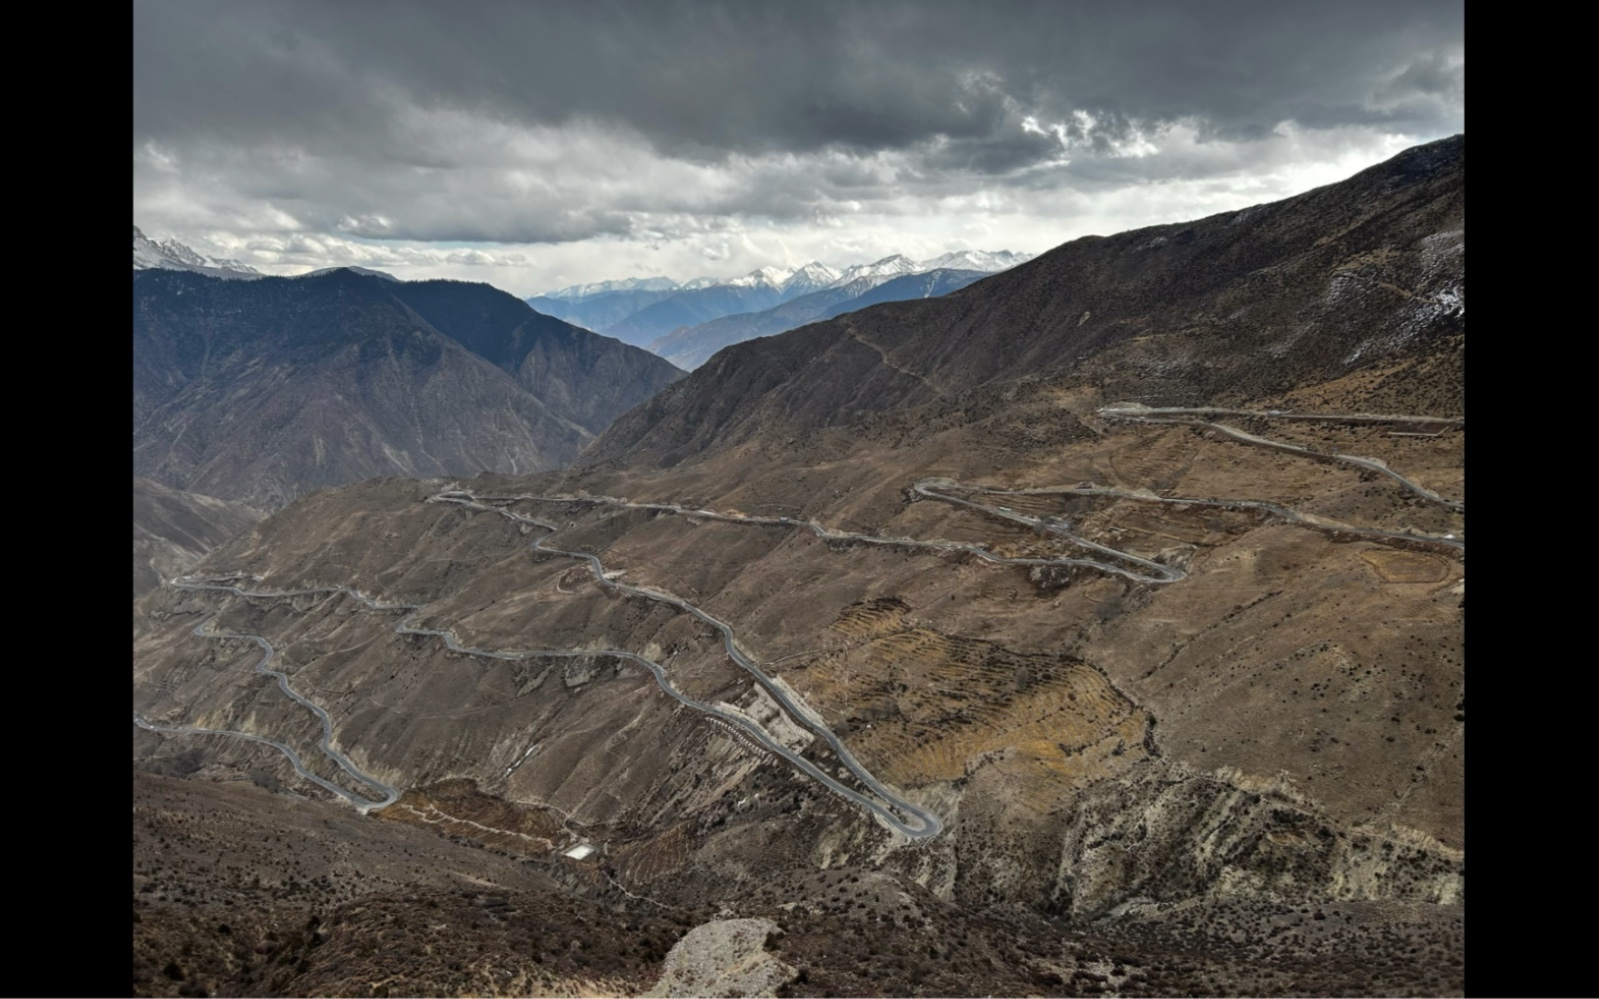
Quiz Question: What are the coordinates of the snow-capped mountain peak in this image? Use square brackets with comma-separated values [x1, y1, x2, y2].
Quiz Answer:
[545, 276, 680, 300]
[827, 254, 920, 289]
[133, 225, 262, 279]
[727, 265, 796, 289]
[542, 249, 1030, 309]
[920, 249, 1034, 273]
[780, 262, 841, 296]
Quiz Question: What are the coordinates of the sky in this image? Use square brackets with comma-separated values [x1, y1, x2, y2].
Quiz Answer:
[133, 0, 1464, 296]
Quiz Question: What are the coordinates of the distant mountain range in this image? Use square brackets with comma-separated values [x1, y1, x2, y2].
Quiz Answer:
[133, 269, 683, 510]
[525, 250, 1033, 355]
[133, 227, 1030, 371]
[648, 267, 990, 370]
[134, 227, 411, 284]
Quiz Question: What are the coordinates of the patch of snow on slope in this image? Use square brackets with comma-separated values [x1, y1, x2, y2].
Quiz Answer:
[726, 265, 796, 289]
[545, 276, 680, 299]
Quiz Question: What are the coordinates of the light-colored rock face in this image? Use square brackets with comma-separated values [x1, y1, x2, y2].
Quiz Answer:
[646, 919, 794, 998]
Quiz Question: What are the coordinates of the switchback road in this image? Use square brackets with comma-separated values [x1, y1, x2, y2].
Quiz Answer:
[1099, 405, 1465, 512]
[135, 604, 401, 811]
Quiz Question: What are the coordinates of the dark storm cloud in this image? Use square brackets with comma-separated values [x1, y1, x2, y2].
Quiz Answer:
[134, 0, 1463, 246]
[136, 0, 1461, 151]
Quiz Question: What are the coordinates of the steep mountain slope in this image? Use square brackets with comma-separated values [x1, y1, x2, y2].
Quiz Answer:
[649, 268, 987, 371]
[133, 269, 682, 509]
[135, 767, 1459, 998]
[587, 136, 1463, 470]
[133, 478, 261, 598]
[382, 277, 685, 434]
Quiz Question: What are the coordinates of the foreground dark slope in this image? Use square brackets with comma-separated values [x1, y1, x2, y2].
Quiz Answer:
[585, 136, 1463, 470]
[133, 270, 683, 509]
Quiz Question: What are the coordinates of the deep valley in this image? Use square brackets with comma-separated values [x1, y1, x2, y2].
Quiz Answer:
[133, 136, 1465, 998]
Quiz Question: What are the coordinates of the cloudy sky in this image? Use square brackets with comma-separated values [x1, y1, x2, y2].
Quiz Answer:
[133, 0, 1464, 295]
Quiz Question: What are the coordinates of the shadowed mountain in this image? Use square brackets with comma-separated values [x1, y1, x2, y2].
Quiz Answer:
[583, 136, 1464, 470]
[134, 269, 683, 509]
[133, 477, 261, 598]
[380, 278, 684, 434]
[649, 269, 987, 371]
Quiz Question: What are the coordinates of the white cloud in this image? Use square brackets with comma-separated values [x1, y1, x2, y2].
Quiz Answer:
[140, 115, 1447, 297]
[134, 3, 1461, 296]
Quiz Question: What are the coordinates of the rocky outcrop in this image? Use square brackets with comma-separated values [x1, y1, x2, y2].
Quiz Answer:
[1050, 762, 1463, 921]
[646, 919, 795, 998]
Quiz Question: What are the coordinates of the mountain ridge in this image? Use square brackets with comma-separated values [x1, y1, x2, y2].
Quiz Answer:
[526, 250, 1033, 347]
[583, 135, 1464, 471]
[133, 268, 683, 509]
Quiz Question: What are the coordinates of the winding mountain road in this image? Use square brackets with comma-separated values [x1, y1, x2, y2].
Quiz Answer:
[140, 411, 1462, 836]
[945, 482, 1465, 552]
[1097, 405, 1464, 427]
[152, 535, 945, 837]
[908, 480, 1187, 581]
[135, 605, 401, 811]
[472, 484, 1186, 584]
[428, 492, 944, 838]
[1099, 405, 1465, 512]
